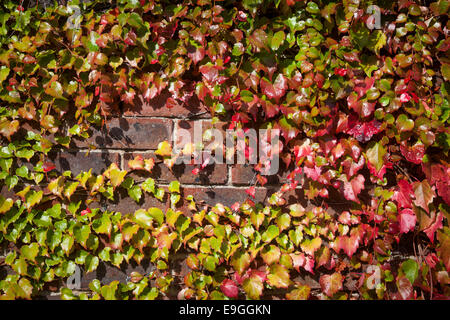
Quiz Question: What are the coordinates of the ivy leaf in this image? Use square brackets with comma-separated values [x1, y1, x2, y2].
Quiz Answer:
[413, 180, 435, 213]
[155, 141, 172, 157]
[286, 285, 311, 300]
[398, 209, 416, 234]
[339, 174, 365, 203]
[128, 155, 145, 170]
[141, 178, 156, 193]
[319, 273, 343, 297]
[231, 250, 251, 276]
[85, 255, 99, 273]
[401, 259, 419, 285]
[73, 224, 91, 247]
[106, 167, 127, 189]
[0, 120, 19, 141]
[261, 225, 280, 243]
[261, 245, 281, 265]
[148, 208, 164, 226]
[128, 185, 142, 203]
[270, 30, 285, 51]
[260, 74, 287, 103]
[267, 264, 291, 288]
[220, 279, 238, 298]
[21, 243, 39, 263]
[300, 237, 322, 256]
[437, 229, 450, 272]
[25, 190, 43, 211]
[134, 209, 153, 229]
[366, 142, 386, 172]
[168, 181, 180, 193]
[243, 275, 264, 300]
[0, 195, 13, 214]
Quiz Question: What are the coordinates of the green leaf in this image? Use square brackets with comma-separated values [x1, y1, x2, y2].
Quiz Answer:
[267, 264, 291, 288]
[128, 185, 142, 203]
[271, 31, 285, 51]
[261, 225, 280, 243]
[85, 255, 99, 273]
[148, 207, 164, 226]
[231, 250, 251, 275]
[366, 142, 386, 172]
[73, 224, 91, 247]
[286, 285, 311, 300]
[243, 275, 264, 299]
[396, 114, 414, 132]
[401, 259, 419, 285]
[306, 2, 320, 14]
[141, 178, 156, 193]
[134, 209, 153, 229]
[168, 181, 180, 193]
[21, 243, 39, 263]
[0, 195, 13, 214]
[0, 66, 10, 83]
[25, 190, 43, 211]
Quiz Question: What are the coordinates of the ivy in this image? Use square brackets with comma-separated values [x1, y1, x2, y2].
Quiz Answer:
[0, 0, 449, 300]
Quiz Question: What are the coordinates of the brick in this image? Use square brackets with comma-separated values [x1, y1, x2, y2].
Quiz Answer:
[174, 119, 227, 147]
[73, 118, 172, 150]
[230, 163, 297, 186]
[103, 188, 169, 215]
[79, 261, 156, 289]
[180, 186, 276, 208]
[123, 152, 227, 185]
[123, 89, 209, 118]
[48, 150, 120, 176]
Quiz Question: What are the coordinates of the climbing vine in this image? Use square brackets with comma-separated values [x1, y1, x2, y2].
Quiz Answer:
[0, 0, 449, 300]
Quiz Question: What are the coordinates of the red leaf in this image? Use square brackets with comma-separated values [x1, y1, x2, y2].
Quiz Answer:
[393, 179, 414, 208]
[187, 46, 205, 65]
[423, 212, 443, 244]
[337, 235, 360, 258]
[334, 68, 348, 76]
[236, 11, 247, 22]
[260, 74, 287, 103]
[340, 174, 365, 202]
[354, 77, 374, 98]
[397, 276, 414, 300]
[413, 180, 435, 213]
[199, 64, 219, 83]
[290, 253, 315, 274]
[346, 115, 381, 143]
[124, 31, 137, 46]
[43, 162, 56, 173]
[398, 209, 416, 234]
[320, 273, 343, 297]
[246, 186, 256, 198]
[220, 279, 239, 298]
[400, 143, 425, 164]
[81, 208, 91, 216]
[400, 92, 411, 103]
[303, 165, 322, 181]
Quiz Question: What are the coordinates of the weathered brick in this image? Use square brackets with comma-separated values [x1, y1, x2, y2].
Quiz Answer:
[79, 261, 157, 289]
[180, 186, 275, 208]
[123, 152, 228, 185]
[73, 118, 172, 150]
[231, 162, 300, 185]
[123, 89, 209, 118]
[49, 150, 120, 176]
[174, 119, 227, 147]
[103, 188, 169, 215]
